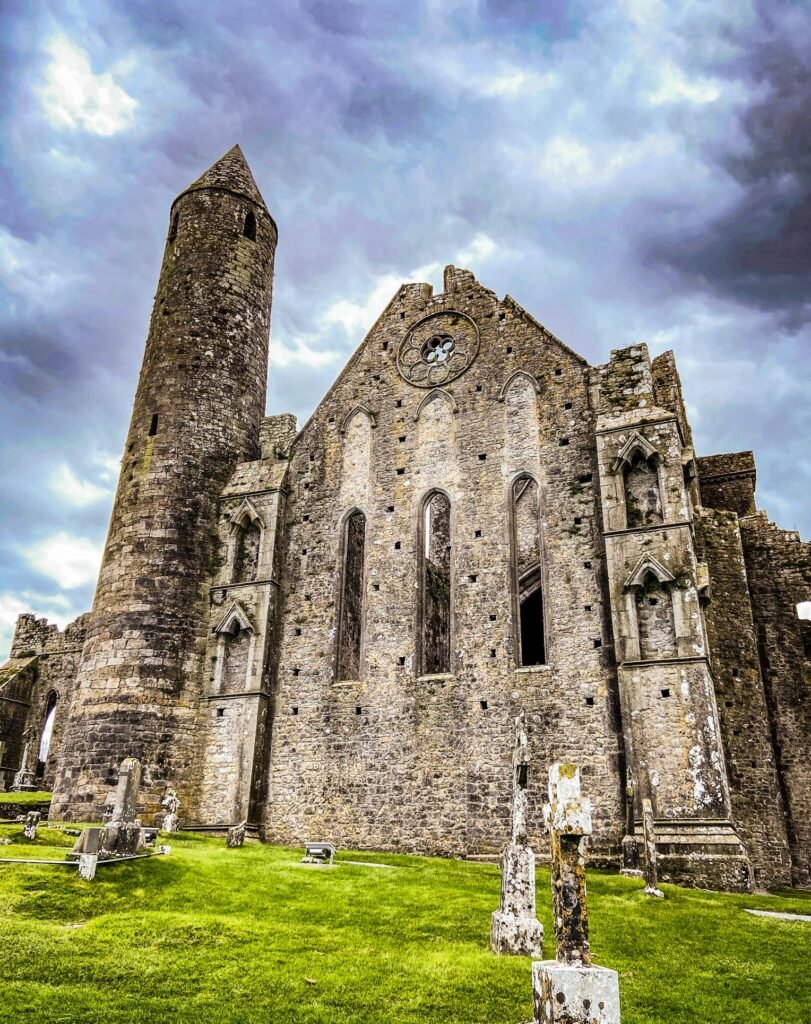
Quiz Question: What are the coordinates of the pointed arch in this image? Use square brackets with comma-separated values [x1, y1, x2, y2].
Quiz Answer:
[37, 689, 59, 778]
[413, 388, 458, 422]
[510, 473, 547, 666]
[336, 507, 367, 681]
[214, 601, 255, 635]
[625, 554, 675, 590]
[340, 405, 377, 434]
[611, 432, 663, 474]
[229, 497, 264, 531]
[498, 370, 541, 403]
[418, 489, 453, 675]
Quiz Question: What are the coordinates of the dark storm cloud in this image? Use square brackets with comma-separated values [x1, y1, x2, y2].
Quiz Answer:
[645, 2, 811, 325]
[0, 0, 809, 655]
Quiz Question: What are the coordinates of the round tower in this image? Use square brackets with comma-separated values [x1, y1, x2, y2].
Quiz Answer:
[50, 146, 277, 822]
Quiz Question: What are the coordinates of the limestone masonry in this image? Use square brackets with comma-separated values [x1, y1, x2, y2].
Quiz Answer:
[2, 147, 809, 891]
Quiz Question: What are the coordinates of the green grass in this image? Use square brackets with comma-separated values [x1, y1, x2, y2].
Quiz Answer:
[0, 825, 809, 1024]
[0, 791, 52, 805]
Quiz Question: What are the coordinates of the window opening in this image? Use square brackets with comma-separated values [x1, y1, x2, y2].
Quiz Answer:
[149, 413, 159, 436]
[243, 211, 257, 240]
[337, 510, 366, 680]
[512, 476, 546, 666]
[624, 451, 663, 528]
[37, 691, 58, 778]
[421, 492, 452, 674]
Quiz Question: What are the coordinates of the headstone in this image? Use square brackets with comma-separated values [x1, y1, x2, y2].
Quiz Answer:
[23, 810, 40, 840]
[110, 758, 141, 823]
[97, 759, 145, 858]
[11, 743, 37, 793]
[641, 799, 664, 899]
[532, 764, 621, 1024]
[491, 711, 544, 957]
[227, 821, 247, 847]
[619, 783, 642, 878]
[78, 854, 98, 881]
[161, 789, 181, 833]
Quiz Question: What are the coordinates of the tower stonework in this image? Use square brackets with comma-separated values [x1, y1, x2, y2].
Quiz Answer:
[49, 147, 277, 822]
[3, 151, 808, 892]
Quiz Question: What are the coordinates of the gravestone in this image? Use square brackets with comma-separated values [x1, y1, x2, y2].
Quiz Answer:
[227, 821, 247, 847]
[77, 826, 101, 881]
[161, 790, 181, 833]
[11, 743, 37, 793]
[23, 810, 40, 840]
[641, 799, 664, 899]
[98, 759, 145, 858]
[491, 711, 544, 957]
[619, 783, 642, 878]
[532, 764, 621, 1024]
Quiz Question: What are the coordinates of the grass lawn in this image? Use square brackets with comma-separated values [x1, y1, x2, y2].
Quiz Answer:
[0, 791, 52, 805]
[0, 824, 809, 1024]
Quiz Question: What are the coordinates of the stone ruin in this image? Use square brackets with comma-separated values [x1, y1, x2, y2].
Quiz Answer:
[491, 711, 544, 957]
[532, 764, 621, 1024]
[11, 743, 36, 793]
[161, 790, 181, 833]
[69, 758, 146, 878]
[227, 821, 247, 848]
[22, 810, 40, 840]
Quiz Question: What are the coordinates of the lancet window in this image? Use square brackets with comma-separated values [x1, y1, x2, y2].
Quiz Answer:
[511, 475, 546, 666]
[337, 510, 367, 681]
[420, 491, 452, 675]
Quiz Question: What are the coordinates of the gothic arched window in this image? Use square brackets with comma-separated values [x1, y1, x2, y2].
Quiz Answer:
[511, 475, 546, 666]
[337, 510, 367, 681]
[232, 516, 261, 583]
[420, 491, 452, 675]
[624, 451, 663, 528]
[37, 691, 58, 779]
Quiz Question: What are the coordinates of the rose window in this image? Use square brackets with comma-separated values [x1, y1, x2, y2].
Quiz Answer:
[397, 312, 479, 387]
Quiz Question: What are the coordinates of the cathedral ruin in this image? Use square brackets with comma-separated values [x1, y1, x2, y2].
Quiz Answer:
[2, 146, 809, 891]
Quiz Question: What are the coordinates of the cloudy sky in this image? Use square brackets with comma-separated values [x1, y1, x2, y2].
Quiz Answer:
[1, 0, 809, 657]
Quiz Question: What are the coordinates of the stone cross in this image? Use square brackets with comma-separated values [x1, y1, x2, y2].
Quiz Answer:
[11, 743, 37, 793]
[544, 763, 592, 965]
[227, 821, 247, 847]
[161, 790, 181, 833]
[490, 711, 543, 957]
[641, 799, 664, 899]
[532, 764, 621, 1024]
[23, 810, 40, 840]
[110, 757, 141, 823]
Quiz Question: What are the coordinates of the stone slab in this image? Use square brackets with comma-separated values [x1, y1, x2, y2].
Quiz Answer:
[532, 961, 621, 1024]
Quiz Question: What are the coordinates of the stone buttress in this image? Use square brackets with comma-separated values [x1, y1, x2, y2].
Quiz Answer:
[593, 345, 751, 890]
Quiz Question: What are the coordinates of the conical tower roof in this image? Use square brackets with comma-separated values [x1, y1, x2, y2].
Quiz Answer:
[176, 145, 267, 208]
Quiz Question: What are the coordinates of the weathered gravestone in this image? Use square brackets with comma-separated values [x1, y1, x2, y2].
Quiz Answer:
[619, 783, 642, 879]
[161, 790, 180, 833]
[227, 821, 247, 847]
[23, 810, 40, 840]
[491, 711, 544, 957]
[532, 764, 621, 1024]
[98, 758, 145, 858]
[641, 799, 664, 899]
[11, 743, 37, 793]
[76, 827, 101, 881]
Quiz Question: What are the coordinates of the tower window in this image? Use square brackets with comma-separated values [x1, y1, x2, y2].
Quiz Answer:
[149, 413, 159, 437]
[168, 213, 179, 242]
[337, 510, 366, 681]
[420, 491, 452, 675]
[243, 211, 257, 240]
[511, 475, 546, 667]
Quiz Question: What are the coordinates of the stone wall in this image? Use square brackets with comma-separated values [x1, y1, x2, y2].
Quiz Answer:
[697, 508, 792, 887]
[262, 266, 625, 860]
[740, 514, 811, 886]
[0, 614, 88, 791]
